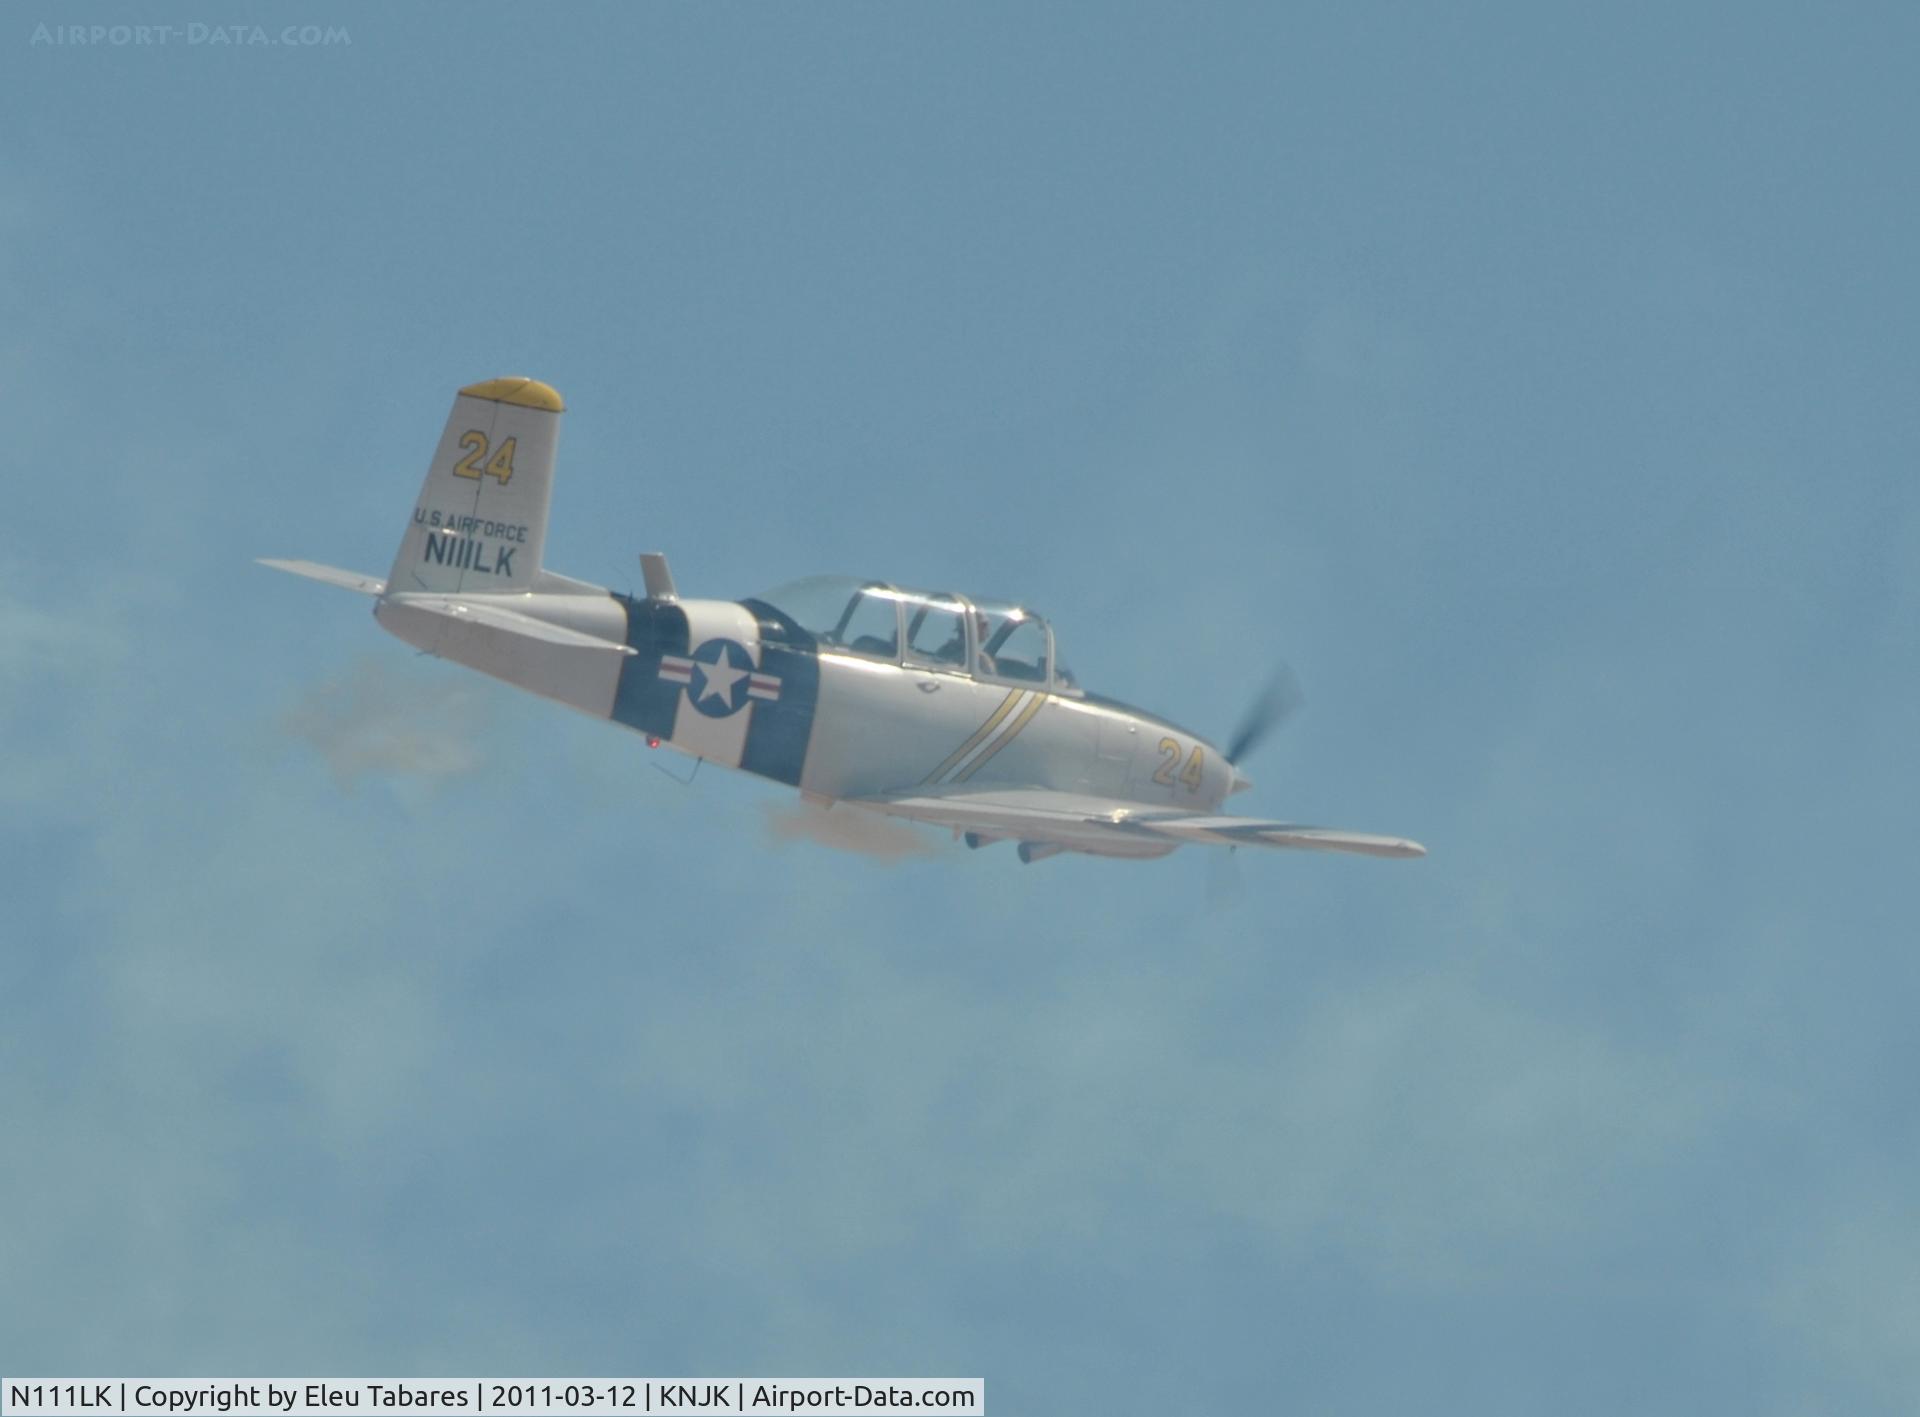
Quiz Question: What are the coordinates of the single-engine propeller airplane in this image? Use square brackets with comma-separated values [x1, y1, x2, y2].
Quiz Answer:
[263, 377, 1425, 865]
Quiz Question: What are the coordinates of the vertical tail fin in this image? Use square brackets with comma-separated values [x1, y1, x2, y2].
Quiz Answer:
[387, 377, 564, 595]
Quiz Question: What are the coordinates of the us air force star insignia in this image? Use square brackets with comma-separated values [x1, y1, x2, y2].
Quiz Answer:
[695, 643, 750, 709]
[657, 638, 783, 718]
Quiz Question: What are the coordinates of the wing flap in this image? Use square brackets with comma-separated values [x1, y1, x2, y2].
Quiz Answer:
[857, 788, 1122, 833]
[850, 788, 1425, 860]
[851, 788, 1156, 855]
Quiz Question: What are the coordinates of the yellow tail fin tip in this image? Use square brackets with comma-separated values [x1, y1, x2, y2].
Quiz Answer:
[458, 376, 565, 413]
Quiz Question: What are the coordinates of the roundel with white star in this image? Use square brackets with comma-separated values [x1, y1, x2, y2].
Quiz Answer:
[686, 637, 757, 717]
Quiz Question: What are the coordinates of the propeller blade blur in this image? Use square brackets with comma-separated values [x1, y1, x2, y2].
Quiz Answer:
[1226, 667, 1302, 765]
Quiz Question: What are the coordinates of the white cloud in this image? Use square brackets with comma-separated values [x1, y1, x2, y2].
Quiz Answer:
[1766, 1189, 1920, 1411]
[0, 584, 133, 816]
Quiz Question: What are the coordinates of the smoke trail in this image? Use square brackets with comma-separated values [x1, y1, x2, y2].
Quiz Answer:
[761, 800, 941, 861]
[281, 656, 492, 789]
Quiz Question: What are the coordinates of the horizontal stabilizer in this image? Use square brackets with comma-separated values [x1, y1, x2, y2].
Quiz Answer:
[377, 593, 636, 654]
[257, 559, 386, 596]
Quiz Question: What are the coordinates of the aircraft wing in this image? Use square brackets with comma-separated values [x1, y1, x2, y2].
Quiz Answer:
[851, 787, 1425, 859]
[1112, 813, 1426, 858]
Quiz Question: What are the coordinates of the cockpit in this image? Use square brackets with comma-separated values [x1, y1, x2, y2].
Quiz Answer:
[747, 575, 1079, 693]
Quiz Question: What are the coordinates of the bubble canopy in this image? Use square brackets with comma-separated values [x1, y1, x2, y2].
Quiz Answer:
[748, 575, 1076, 691]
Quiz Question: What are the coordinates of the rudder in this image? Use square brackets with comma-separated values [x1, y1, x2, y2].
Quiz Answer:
[388, 376, 564, 595]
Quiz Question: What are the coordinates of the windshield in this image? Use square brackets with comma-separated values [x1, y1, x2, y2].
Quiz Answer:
[972, 601, 1049, 684]
[752, 576, 1070, 689]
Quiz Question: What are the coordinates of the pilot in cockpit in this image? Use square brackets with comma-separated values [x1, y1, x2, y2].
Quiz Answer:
[915, 606, 968, 669]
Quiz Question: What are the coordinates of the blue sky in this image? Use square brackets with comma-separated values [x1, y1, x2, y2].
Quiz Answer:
[3, 3, 1916, 1411]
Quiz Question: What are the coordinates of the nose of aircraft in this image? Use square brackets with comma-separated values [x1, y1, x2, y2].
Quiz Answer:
[1229, 764, 1254, 795]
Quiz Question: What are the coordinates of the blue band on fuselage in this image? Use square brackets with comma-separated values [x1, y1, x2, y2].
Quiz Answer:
[736, 598, 820, 787]
[610, 593, 691, 739]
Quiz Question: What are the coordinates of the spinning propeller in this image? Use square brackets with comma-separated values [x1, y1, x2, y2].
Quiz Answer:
[1224, 667, 1303, 770]
[1208, 667, 1303, 909]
